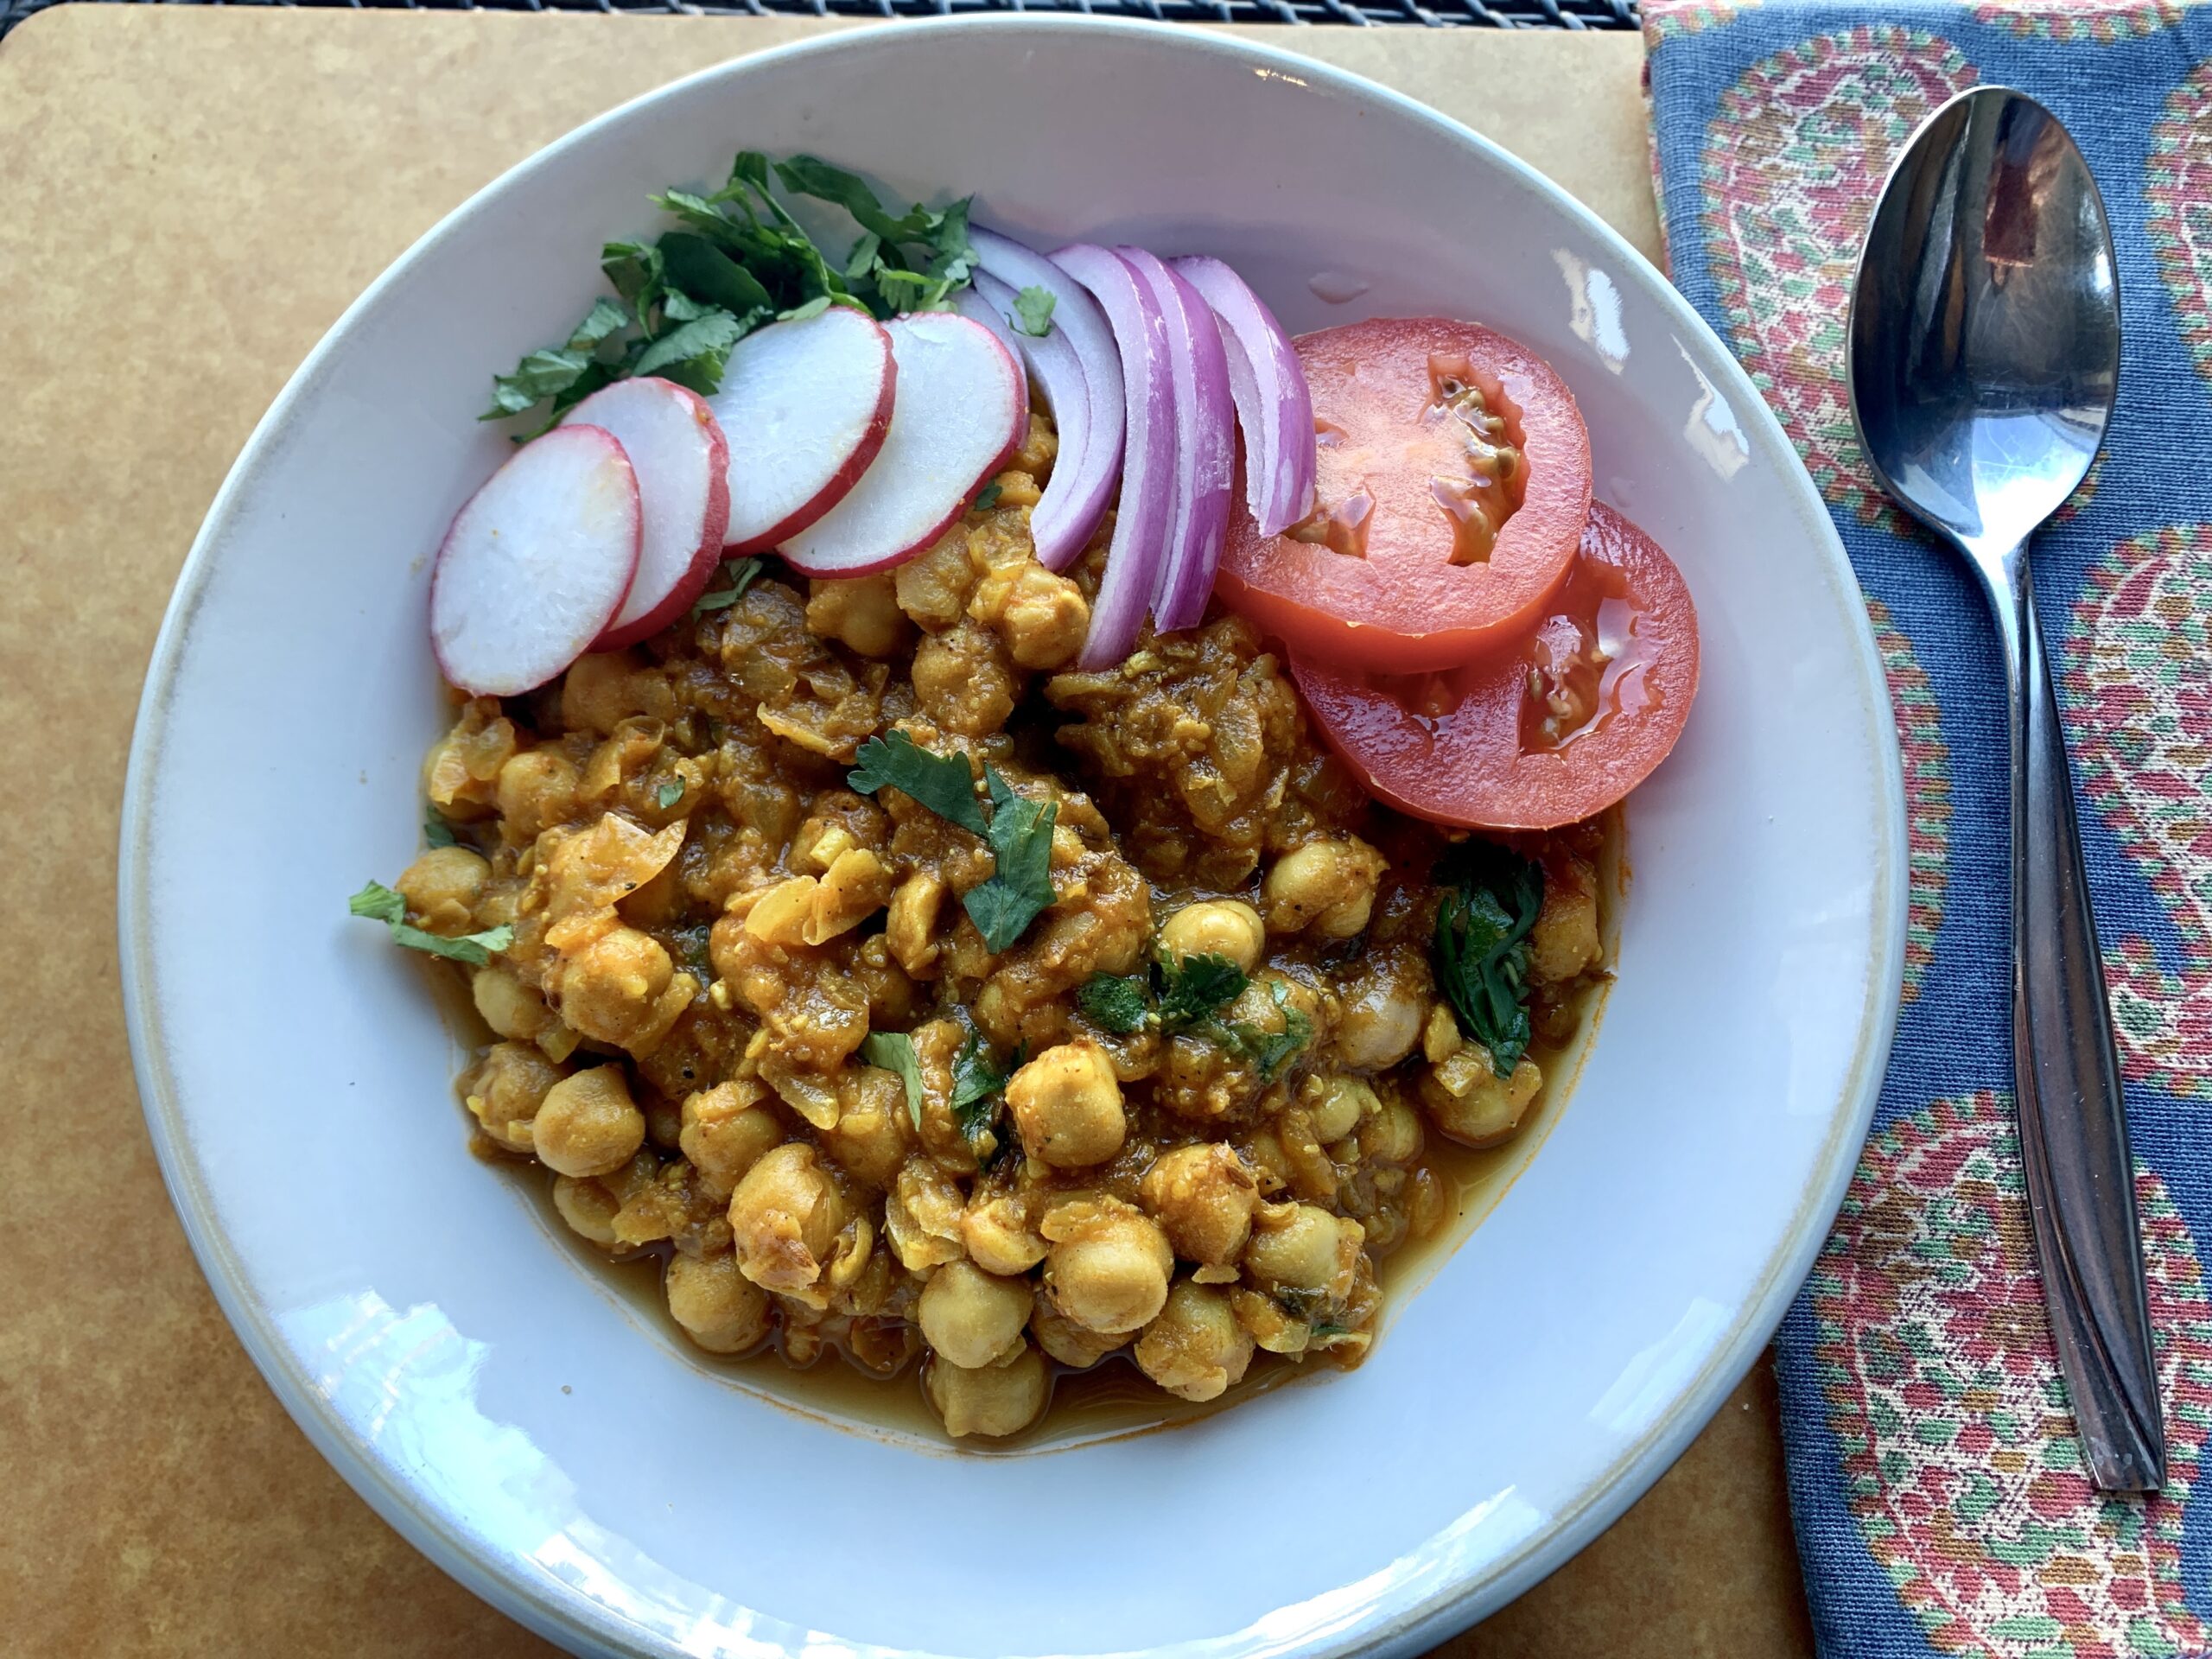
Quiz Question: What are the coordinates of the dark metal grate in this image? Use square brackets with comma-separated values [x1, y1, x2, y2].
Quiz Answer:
[2, 0, 1639, 38]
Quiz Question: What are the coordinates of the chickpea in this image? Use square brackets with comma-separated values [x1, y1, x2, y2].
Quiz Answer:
[925, 1343, 1048, 1440]
[1357, 1093, 1425, 1166]
[1007, 1041, 1126, 1169]
[551, 1174, 621, 1246]
[495, 748, 580, 841]
[1334, 970, 1426, 1071]
[991, 564, 1090, 670]
[886, 872, 945, 978]
[1262, 837, 1386, 938]
[728, 1143, 849, 1297]
[1529, 858, 1601, 985]
[665, 1252, 772, 1355]
[563, 650, 670, 736]
[679, 1081, 783, 1201]
[1030, 1295, 1130, 1369]
[394, 845, 489, 936]
[556, 925, 673, 1050]
[472, 966, 550, 1043]
[1137, 1143, 1260, 1267]
[1135, 1281, 1255, 1403]
[531, 1066, 646, 1179]
[1043, 1199, 1173, 1334]
[1421, 1050, 1543, 1147]
[963, 1196, 1047, 1276]
[912, 620, 1017, 737]
[820, 1066, 913, 1191]
[1243, 1203, 1362, 1300]
[467, 1041, 565, 1153]
[918, 1260, 1035, 1369]
[807, 574, 908, 658]
[1303, 1076, 1379, 1144]
[1157, 899, 1265, 975]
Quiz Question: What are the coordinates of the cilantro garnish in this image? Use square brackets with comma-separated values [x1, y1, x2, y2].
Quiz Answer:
[1012, 285, 1056, 338]
[423, 810, 458, 849]
[1077, 973, 1150, 1036]
[860, 1030, 926, 1129]
[949, 1033, 1017, 1150]
[656, 779, 685, 810]
[972, 480, 1003, 513]
[1433, 842, 1545, 1077]
[480, 152, 978, 432]
[848, 732, 1059, 952]
[1219, 980, 1314, 1081]
[347, 880, 514, 967]
[691, 556, 764, 614]
[1157, 953, 1248, 1028]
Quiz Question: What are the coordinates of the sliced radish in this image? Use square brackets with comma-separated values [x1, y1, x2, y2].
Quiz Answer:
[429, 426, 640, 696]
[1121, 249, 1235, 636]
[709, 307, 896, 552]
[1173, 255, 1316, 539]
[972, 227, 1125, 571]
[560, 377, 728, 650]
[779, 314, 1026, 578]
[1052, 243, 1175, 670]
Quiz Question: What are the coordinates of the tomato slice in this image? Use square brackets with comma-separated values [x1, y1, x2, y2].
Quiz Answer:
[1291, 503, 1699, 831]
[1216, 317, 1592, 672]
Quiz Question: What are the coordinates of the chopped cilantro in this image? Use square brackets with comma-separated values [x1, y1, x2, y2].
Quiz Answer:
[423, 810, 458, 849]
[1077, 973, 1151, 1036]
[692, 556, 764, 614]
[848, 730, 986, 833]
[972, 480, 1003, 513]
[347, 880, 513, 967]
[963, 770, 1058, 952]
[1011, 285, 1056, 338]
[1433, 842, 1545, 1077]
[656, 779, 685, 810]
[1220, 980, 1313, 1080]
[1157, 952, 1249, 1029]
[860, 1030, 926, 1129]
[949, 1033, 1012, 1148]
[479, 296, 630, 423]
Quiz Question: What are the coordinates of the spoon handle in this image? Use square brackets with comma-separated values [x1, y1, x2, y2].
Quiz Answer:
[2003, 555, 2166, 1492]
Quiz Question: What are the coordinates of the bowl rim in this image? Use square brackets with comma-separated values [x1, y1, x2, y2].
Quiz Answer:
[117, 16, 1906, 1657]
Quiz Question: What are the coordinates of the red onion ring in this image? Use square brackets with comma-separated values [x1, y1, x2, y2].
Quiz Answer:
[1170, 255, 1315, 539]
[1119, 249, 1234, 635]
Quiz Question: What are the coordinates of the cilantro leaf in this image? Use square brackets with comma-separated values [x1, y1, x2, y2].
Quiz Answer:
[847, 731, 986, 835]
[949, 1033, 1011, 1147]
[1012, 285, 1056, 337]
[773, 155, 934, 246]
[479, 298, 631, 422]
[601, 240, 666, 316]
[860, 1030, 926, 1129]
[423, 810, 458, 849]
[1077, 973, 1150, 1036]
[692, 556, 764, 614]
[972, 481, 1002, 513]
[1222, 980, 1313, 1080]
[1433, 842, 1545, 1077]
[1157, 952, 1249, 1029]
[347, 880, 514, 967]
[631, 308, 746, 394]
[779, 295, 834, 322]
[656, 779, 685, 810]
[658, 231, 777, 321]
[963, 771, 1058, 952]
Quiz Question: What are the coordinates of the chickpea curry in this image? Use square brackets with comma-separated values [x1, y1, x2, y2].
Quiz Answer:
[362, 410, 1613, 1442]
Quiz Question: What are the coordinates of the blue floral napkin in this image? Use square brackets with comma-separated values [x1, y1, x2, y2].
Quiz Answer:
[1643, 2, 2212, 1653]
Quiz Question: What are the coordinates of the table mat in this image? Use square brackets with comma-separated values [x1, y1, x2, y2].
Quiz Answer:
[1644, 3, 2212, 1655]
[0, 10, 1787, 1654]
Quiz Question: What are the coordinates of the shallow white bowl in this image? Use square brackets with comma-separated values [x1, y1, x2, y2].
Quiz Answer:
[120, 19, 1904, 1658]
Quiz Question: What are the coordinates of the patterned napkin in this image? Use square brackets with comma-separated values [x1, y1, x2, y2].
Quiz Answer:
[1643, 3, 2212, 1653]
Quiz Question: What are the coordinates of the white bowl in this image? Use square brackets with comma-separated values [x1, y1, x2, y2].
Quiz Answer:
[119, 19, 1903, 1658]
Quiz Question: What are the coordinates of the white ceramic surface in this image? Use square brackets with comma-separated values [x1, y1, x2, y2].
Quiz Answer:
[119, 20, 1904, 1659]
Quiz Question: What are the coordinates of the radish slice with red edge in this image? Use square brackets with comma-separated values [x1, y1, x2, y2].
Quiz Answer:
[957, 270, 1108, 573]
[1171, 254, 1315, 539]
[1052, 243, 1174, 670]
[1120, 249, 1234, 635]
[561, 377, 729, 650]
[779, 313, 1026, 578]
[710, 307, 895, 552]
[430, 425, 640, 696]
[972, 227, 1125, 572]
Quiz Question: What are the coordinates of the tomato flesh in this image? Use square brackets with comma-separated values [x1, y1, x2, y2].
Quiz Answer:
[1291, 503, 1700, 831]
[1217, 317, 1592, 673]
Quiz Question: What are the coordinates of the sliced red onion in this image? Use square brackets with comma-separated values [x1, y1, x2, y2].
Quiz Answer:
[1050, 243, 1174, 670]
[1171, 255, 1316, 539]
[962, 270, 1109, 574]
[970, 227, 1125, 572]
[1119, 249, 1234, 635]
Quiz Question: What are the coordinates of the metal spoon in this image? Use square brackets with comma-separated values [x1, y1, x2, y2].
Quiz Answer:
[1848, 86, 2163, 1492]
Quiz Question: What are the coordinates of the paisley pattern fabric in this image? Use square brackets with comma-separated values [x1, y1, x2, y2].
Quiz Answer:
[1647, 3, 2212, 1651]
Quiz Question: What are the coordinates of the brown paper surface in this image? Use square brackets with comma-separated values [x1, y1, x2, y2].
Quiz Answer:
[0, 10, 1804, 1656]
